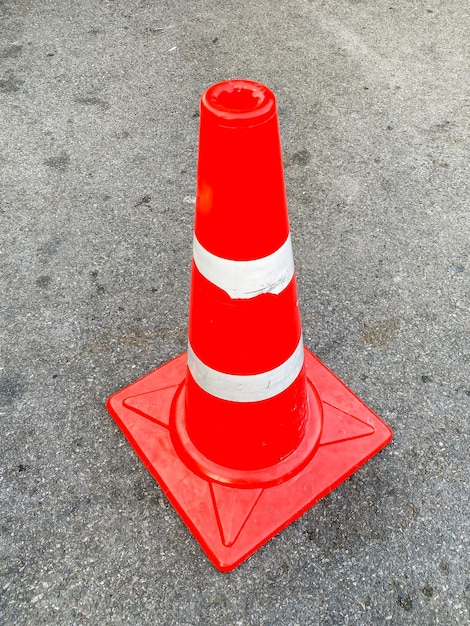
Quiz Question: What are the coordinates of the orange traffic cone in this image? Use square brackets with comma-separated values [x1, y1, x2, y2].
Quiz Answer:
[107, 79, 392, 571]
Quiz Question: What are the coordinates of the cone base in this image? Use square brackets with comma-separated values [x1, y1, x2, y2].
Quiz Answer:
[106, 348, 392, 572]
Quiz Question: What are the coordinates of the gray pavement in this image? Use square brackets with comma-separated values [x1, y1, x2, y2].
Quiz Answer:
[1, 0, 469, 624]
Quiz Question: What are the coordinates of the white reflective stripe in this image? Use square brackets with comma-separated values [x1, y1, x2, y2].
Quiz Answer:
[187, 336, 304, 402]
[192, 234, 295, 299]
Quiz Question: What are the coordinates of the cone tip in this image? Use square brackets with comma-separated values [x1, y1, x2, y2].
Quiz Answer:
[201, 79, 276, 127]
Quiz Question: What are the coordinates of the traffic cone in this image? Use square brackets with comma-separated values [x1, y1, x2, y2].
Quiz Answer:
[106, 79, 392, 571]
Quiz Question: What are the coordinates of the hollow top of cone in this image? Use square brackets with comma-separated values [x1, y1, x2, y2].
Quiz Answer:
[201, 80, 276, 127]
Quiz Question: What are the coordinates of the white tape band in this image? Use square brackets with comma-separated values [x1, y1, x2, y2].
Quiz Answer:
[192, 234, 295, 299]
[187, 335, 304, 402]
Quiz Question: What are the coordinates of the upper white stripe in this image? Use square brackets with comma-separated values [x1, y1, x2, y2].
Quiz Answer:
[192, 234, 295, 299]
[187, 336, 304, 402]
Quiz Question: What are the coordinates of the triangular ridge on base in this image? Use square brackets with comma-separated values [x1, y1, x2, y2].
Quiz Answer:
[210, 483, 263, 547]
[123, 385, 179, 427]
[320, 402, 376, 445]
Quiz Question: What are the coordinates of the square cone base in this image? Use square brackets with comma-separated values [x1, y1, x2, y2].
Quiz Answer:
[106, 348, 392, 571]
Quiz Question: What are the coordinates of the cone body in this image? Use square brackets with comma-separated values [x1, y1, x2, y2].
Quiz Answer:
[185, 80, 310, 472]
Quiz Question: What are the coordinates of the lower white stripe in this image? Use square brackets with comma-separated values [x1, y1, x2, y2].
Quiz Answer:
[193, 234, 295, 299]
[187, 336, 304, 402]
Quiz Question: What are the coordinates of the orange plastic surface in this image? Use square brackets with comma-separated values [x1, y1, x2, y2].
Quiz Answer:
[107, 348, 392, 571]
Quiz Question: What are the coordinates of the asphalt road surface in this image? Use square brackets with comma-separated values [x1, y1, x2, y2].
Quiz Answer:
[1, 1, 469, 624]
